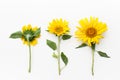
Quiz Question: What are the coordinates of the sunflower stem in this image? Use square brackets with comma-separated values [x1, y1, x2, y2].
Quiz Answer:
[91, 43, 95, 76]
[92, 48, 95, 76]
[57, 36, 61, 75]
[28, 41, 31, 73]
[27, 35, 32, 73]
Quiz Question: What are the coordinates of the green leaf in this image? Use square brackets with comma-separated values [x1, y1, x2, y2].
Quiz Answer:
[76, 43, 87, 48]
[34, 28, 41, 37]
[52, 53, 58, 59]
[97, 51, 110, 58]
[62, 34, 72, 40]
[10, 31, 23, 39]
[47, 39, 57, 50]
[61, 52, 68, 65]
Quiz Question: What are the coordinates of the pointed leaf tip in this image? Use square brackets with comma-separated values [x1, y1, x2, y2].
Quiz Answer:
[76, 43, 87, 48]
[97, 51, 110, 58]
[61, 52, 68, 65]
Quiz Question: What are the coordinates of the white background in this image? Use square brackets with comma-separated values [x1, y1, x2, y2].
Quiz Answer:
[0, 0, 120, 80]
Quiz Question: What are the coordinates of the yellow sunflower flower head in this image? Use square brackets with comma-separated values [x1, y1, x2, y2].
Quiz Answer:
[75, 16, 108, 46]
[21, 24, 41, 46]
[48, 18, 70, 36]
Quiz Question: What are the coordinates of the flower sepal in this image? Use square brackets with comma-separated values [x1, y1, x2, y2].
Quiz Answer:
[33, 28, 41, 37]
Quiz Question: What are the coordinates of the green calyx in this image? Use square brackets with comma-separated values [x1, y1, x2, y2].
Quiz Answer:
[23, 28, 40, 42]
[10, 28, 41, 42]
[23, 30, 35, 41]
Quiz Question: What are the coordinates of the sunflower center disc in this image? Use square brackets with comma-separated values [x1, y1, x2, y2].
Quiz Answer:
[86, 28, 97, 38]
[55, 26, 63, 33]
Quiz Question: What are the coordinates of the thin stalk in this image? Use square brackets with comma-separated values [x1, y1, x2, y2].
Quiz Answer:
[57, 36, 61, 75]
[27, 35, 32, 73]
[91, 49, 95, 76]
[28, 41, 31, 73]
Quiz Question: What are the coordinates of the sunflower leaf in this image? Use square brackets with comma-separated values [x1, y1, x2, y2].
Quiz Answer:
[47, 39, 57, 50]
[62, 34, 72, 40]
[76, 43, 87, 48]
[61, 52, 68, 65]
[10, 31, 23, 39]
[34, 28, 41, 37]
[97, 51, 110, 58]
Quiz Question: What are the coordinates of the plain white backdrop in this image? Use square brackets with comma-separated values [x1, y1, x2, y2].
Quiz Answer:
[0, 0, 120, 80]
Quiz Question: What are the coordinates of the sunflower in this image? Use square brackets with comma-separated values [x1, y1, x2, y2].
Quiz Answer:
[10, 24, 40, 73]
[75, 17, 109, 76]
[21, 24, 40, 46]
[48, 18, 70, 36]
[75, 17, 107, 46]
[47, 18, 71, 75]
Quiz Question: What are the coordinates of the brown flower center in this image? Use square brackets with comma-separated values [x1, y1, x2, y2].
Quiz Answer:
[55, 26, 63, 33]
[86, 28, 97, 38]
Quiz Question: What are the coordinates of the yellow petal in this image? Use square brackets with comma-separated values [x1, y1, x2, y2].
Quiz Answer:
[30, 39, 38, 46]
[22, 25, 27, 32]
[27, 24, 32, 30]
[32, 26, 38, 31]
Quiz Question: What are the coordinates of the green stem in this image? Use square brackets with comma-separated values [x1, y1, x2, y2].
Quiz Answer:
[92, 48, 95, 76]
[27, 35, 32, 73]
[57, 36, 61, 75]
[28, 40, 31, 73]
